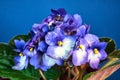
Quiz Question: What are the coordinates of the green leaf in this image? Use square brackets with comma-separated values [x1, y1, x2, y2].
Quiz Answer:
[99, 37, 116, 54]
[0, 43, 17, 56]
[83, 72, 93, 80]
[0, 43, 40, 80]
[108, 50, 120, 58]
[0, 69, 39, 80]
[9, 34, 31, 47]
[44, 67, 60, 80]
[101, 58, 120, 69]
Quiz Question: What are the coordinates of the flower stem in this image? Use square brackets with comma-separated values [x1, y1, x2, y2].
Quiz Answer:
[72, 66, 79, 80]
[66, 67, 70, 80]
[78, 64, 88, 80]
[39, 69, 46, 80]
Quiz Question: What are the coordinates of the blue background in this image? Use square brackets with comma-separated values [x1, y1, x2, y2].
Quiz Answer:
[0, 0, 120, 79]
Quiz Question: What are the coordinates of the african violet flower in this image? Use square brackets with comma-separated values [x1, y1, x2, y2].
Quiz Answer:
[46, 45, 66, 59]
[23, 46, 37, 57]
[51, 8, 66, 17]
[23, 32, 45, 57]
[13, 39, 25, 53]
[23, 39, 37, 57]
[62, 36, 76, 57]
[30, 23, 49, 37]
[40, 53, 63, 71]
[12, 8, 108, 73]
[84, 34, 99, 47]
[45, 27, 76, 60]
[29, 51, 42, 69]
[12, 56, 28, 70]
[76, 24, 90, 37]
[87, 41, 107, 69]
[30, 52, 63, 71]
[45, 28, 66, 59]
[12, 40, 29, 70]
[45, 27, 65, 46]
[42, 8, 67, 30]
[72, 38, 88, 66]
[61, 14, 82, 35]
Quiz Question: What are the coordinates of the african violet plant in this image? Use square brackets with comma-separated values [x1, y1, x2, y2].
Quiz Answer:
[0, 8, 120, 80]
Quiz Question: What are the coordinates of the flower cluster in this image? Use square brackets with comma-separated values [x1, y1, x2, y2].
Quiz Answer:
[12, 8, 107, 71]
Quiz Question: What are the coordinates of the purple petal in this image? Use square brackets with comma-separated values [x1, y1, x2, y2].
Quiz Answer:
[99, 50, 107, 60]
[64, 14, 72, 22]
[56, 59, 64, 66]
[85, 34, 99, 46]
[76, 25, 90, 37]
[98, 42, 107, 50]
[12, 56, 27, 70]
[62, 36, 76, 52]
[14, 49, 21, 53]
[91, 42, 107, 52]
[25, 57, 29, 69]
[32, 24, 40, 34]
[51, 8, 66, 16]
[40, 65, 50, 71]
[89, 56, 100, 69]
[47, 46, 66, 59]
[88, 50, 100, 69]
[42, 54, 56, 67]
[45, 31, 58, 45]
[14, 56, 21, 63]
[23, 48, 37, 57]
[42, 25, 49, 33]
[42, 16, 52, 23]
[73, 14, 82, 26]
[30, 53, 42, 69]
[57, 8, 66, 15]
[12, 64, 25, 70]
[14, 40, 25, 51]
[51, 9, 59, 15]
[77, 38, 88, 48]
[72, 49, 87, 66]
[38, 41, 48, 52]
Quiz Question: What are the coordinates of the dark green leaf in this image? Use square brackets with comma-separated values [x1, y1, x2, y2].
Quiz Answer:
[83, 72, 93, 80]
[0, 69, 39, 80]
[99, 37, 116, 54]
[108, 50, 120, 58]
[0, 43, 17, 56]
[9, 34, 31, 47]
[101, 58, 120, 69]
[44, 67, 60, 80]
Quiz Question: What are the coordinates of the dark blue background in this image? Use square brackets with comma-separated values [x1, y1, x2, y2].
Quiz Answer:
[0, 0, 120, 79]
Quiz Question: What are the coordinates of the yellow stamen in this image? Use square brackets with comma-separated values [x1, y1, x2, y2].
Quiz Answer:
[19, 52, 23, 56]
[29, 48, 33, 52]
[79, 45, 83, 49]
[94, 48, 99, 54]
[58, 41, 63, 46]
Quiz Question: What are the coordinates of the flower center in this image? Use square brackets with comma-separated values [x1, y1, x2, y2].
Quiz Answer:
[29, 47, 34, 52]
[94, 48, 99, 54]
[19, 52, 23, 56]
[58, 41, 63, 46]
[79, 45, 83, 49]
